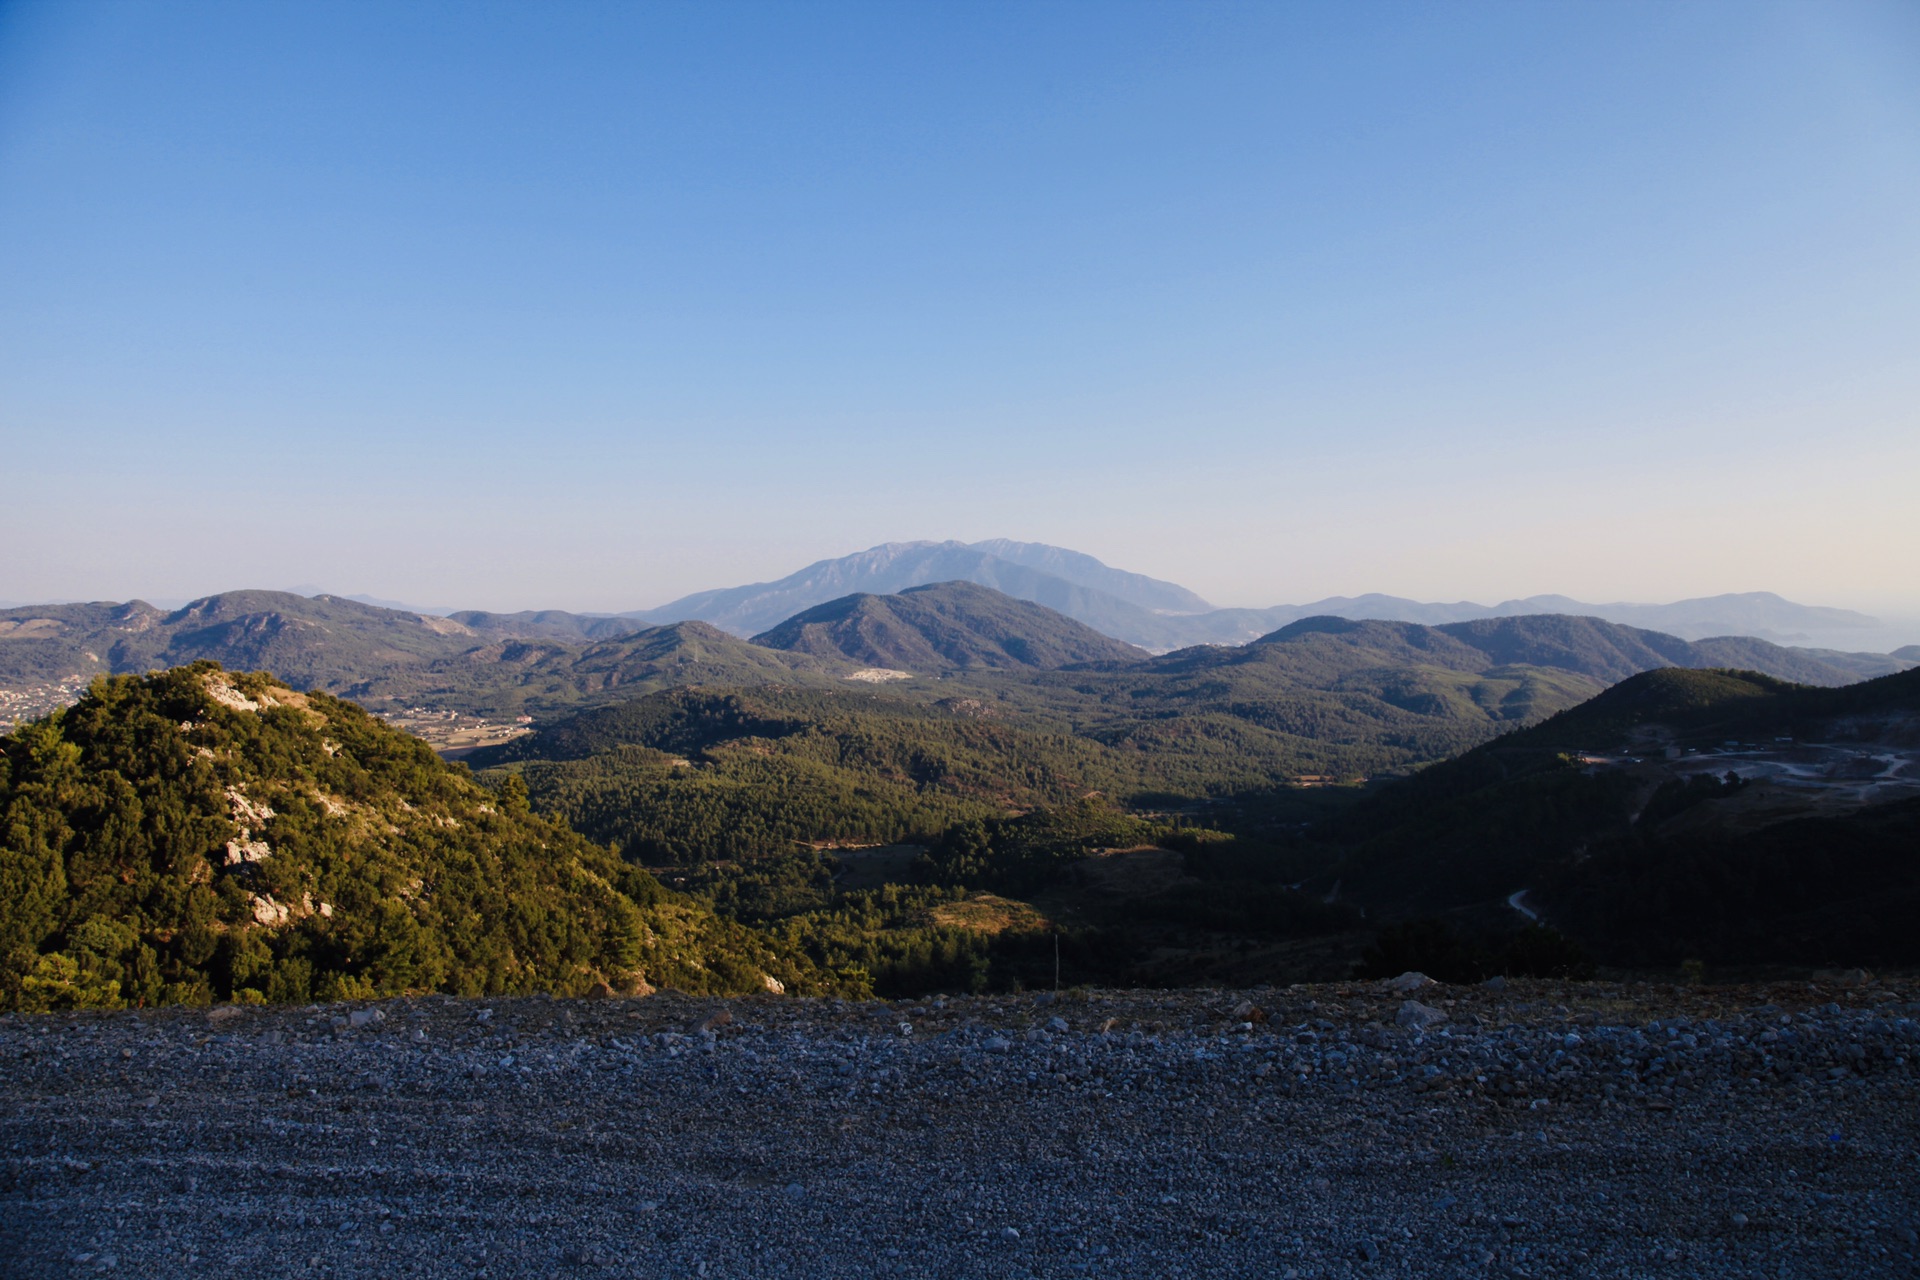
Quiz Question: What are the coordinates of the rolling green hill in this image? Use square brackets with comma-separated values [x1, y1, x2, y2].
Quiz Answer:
[470, 685, 1137, 862]
[0, 664, 837, 1011]
[335, 620, 853, 717]
[750, 581, 1148, 672]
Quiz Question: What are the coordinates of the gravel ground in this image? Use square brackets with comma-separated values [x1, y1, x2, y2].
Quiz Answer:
[3, 978, 1917, 1279]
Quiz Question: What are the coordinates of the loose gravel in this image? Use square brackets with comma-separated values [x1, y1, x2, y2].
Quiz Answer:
[3, 978, 1917, 1278]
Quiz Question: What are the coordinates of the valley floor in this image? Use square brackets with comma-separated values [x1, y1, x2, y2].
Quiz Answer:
[2, 980, 1916, 1279]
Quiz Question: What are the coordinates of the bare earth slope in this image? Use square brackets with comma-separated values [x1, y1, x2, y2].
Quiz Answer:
[3, 979, 1916, 1278]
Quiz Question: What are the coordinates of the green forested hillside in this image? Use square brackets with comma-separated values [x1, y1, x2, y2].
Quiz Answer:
[0, 664, 835, 1011]
[474, 687, 1135, 862]
[336, 620, 851, 717]
[471, 620, 1631, 874]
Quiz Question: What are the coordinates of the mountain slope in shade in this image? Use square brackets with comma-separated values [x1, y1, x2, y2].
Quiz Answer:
[751, 582, 1148, 672]
[1318, 666, 1920, 966]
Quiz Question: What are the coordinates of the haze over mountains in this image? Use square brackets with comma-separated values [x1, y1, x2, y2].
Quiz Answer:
[8, 538, 1906, 655]
[627, 540, 1899, 652]
[2, 573, 1914, 709]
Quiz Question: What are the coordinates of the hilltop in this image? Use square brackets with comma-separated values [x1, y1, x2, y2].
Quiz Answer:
[750, 581, 1147, 672]
[0, 664, 834, 1012]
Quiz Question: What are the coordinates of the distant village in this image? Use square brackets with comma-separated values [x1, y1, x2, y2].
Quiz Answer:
[374, 706, 533, 757]
[0, 675, 92, 732]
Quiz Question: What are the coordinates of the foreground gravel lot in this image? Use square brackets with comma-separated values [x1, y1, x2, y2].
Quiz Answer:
[3, 978, 1917, 1279]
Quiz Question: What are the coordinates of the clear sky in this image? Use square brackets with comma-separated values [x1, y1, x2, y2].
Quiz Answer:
[2, 1, 1917, 613]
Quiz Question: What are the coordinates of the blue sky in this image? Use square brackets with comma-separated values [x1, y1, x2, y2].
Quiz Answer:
[2, 1, 1917, 612]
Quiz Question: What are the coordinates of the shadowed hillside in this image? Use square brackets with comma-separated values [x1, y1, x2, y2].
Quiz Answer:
[1316, 666, 1920, 968]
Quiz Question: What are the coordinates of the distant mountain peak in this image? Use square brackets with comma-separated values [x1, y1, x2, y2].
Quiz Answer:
[629, 539, 1212, 640]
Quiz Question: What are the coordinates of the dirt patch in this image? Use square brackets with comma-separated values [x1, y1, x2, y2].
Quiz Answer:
[926, 893, 1052, 935]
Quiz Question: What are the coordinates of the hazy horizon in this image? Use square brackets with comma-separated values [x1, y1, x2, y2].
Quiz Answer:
[1, 532, 1915, 626]
[4, 3, 1917, 615]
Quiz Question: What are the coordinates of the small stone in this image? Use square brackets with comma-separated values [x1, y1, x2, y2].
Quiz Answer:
[1048, 1016, 1069, 1033]
[701, 1010, 733, 1032]
[1384, 972, 1432, 995]
[783, 1183, 804, 1200]
[347, 1008, 384, 1030]
[1356, 1238, 1380, 1262]
[1730, 1212, 1750, 1228]
[1481, 975, 1508, 991]
[1000, 1227, 1021, 1241]
[984, 1036, 1012, 1053]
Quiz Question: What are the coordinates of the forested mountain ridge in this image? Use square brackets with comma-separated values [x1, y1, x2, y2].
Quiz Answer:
[750, 582, 1148, 671]
[332, 621, 855, 718]
[0, 664, 835, 1011]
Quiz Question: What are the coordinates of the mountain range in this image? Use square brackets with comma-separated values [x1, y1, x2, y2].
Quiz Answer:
[621, 540, 1894, 651]
[7, 539, 1904, 662]
[2, 581, 1913, 731]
